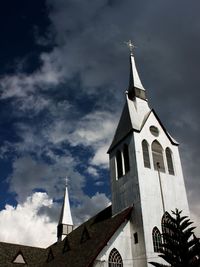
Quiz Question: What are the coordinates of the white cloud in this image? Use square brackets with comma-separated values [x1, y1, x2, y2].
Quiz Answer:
[90, 144, 109, 168]
[67, 111, 116, 168]
[87, 166, 99, 177]
[0, 51, 63, 100]
[0, 192, 57, 247]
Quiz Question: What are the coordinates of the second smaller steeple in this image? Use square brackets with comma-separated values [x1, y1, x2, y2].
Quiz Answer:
[57, 184, 74, 242]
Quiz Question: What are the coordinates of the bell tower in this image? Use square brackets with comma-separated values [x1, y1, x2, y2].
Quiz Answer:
[108, 41, 190, 267]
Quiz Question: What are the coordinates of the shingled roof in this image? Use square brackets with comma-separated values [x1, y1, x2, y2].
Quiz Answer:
[0, 205, 132, 267]
[43, 205, 132, 267]
[0, 241, 46, 266]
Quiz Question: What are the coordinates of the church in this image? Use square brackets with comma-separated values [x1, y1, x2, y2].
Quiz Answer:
[0, 44, 190, 266]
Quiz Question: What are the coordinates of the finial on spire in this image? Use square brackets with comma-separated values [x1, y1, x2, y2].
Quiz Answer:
[65, 176, 68, 187]
[125, 40, 136, 55]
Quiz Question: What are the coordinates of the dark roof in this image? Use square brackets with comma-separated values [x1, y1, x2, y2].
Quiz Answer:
[0, 241, 46, 266]
[0, 206, 132, 267]
[43, 205, 132, 267]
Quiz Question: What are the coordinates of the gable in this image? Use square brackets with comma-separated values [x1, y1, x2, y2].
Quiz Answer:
[94, 220, 133, 265]
[108, 95, 151, 153]
[140, 109, 178, 146]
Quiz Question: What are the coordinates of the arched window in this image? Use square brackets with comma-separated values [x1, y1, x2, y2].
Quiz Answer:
[142, 140, 151, 168]
[152, 140, 165, 172]
[116, 150, 123, 179]
[166, 148, 174, 175]
[123, 144, 130, 173]
[108, 248, 123, 267]
[162, 212, 173, 236]
[152, 227, 162, 252]
[162, 212, 173, 251]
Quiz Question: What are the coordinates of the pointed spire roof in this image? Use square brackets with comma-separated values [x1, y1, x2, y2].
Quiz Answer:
[125, 40, 146, 101]
[59, 186, 73, 226]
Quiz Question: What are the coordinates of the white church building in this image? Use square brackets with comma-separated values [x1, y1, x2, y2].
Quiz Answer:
[0, 45, 190, 267]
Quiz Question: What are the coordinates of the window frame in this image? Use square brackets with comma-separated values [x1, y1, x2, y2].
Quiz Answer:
[152, 140, 165, 172]
[152, 227, 162, 253]
[108, 248, 123, 267]
[165, 147, 175, 175]
[142, 139, 151, 168]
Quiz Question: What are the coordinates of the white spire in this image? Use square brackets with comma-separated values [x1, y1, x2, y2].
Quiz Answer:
[57, 182, 74, 241]
[59, 186, 73, 226]
[125, 40, 146, 101]
[129, 53, 145, 91]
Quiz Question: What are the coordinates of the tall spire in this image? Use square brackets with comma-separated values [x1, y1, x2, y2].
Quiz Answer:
[57, 182, 73, 242]
[125, 40, 146, 101]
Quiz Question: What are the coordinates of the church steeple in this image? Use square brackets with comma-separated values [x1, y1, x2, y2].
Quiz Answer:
[108, 44, 150, 153]
[108, 44, 189, 266]
[57, 184, 73, 242]
[126, 40, 147, 101]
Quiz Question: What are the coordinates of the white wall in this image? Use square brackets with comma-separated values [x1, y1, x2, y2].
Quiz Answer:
[93, 220, 134, 267]
[134, 111, 190, 265]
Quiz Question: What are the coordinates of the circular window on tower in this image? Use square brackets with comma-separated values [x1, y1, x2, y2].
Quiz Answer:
[150, 126, 159, 137]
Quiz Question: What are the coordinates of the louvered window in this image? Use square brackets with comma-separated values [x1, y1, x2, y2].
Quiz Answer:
[166, 148, 174, 175]
[123, 144, 130, 173]
[152, 140, 165, 172]
[116, 150, 123, 179]
[142, 140, 151, 168]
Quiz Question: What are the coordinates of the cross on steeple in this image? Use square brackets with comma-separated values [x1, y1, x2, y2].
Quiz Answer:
[125, 40, 136, 55]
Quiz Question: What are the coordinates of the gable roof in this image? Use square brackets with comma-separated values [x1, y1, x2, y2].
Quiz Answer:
[42, 205, 132, 267]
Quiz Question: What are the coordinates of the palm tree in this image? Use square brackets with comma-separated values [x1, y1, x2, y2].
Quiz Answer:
[150, 209, 200, 267]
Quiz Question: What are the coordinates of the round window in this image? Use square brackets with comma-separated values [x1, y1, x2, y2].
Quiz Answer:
[150, 126, 159, 137]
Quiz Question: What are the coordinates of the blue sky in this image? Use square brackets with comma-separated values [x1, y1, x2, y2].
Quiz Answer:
[0, 0, 199, 247]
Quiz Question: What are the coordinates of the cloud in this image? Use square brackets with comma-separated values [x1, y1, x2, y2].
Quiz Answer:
[0, 52, 63, 99]
[8, 153, 85, 203]
[72, 192, 110, 225]
[0, 192, 57, 247]
[87, 166, 99, 177]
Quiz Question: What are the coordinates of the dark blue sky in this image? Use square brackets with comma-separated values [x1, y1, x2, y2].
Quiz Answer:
[0, 0, 199, 246]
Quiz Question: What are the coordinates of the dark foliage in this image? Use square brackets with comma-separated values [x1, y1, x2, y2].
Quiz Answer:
[150, 209, 200, 267]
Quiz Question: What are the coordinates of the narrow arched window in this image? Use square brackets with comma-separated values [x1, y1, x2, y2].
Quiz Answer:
[123, 144, 130, 173]
[116, 150, 123, 179]
[108, 248, 123, 267]
[152, 140, 165, 172]
[162, 212, 172, 233]
[142, 140, 151, 168]
[162, 212, 173, 251]
[166, 148, 174, 175]
[152, 227, 162, 252]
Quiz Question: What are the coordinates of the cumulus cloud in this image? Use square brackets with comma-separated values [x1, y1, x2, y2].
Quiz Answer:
[0, 190, 110, 247]
[0, 192, 57, 247]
